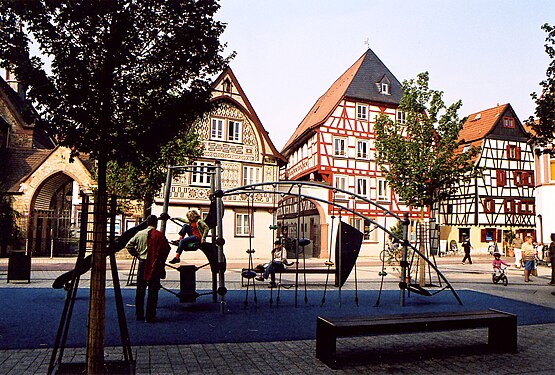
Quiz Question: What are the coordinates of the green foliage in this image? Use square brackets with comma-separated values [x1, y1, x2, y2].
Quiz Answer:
[528, 23, 555, 151]
[0, 0, 231, 165]
[106, 129, 203, 203]
[374, 72, 480, 209]
[0, 195, 23, 252]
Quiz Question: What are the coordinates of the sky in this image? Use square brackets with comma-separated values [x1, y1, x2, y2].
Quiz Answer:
[215, 0, 555, 151]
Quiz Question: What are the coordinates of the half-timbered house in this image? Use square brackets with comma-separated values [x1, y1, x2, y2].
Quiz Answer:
[152, 67, 285, 260]
[280, 48, 424, 257]
[440, 103, 535, 253]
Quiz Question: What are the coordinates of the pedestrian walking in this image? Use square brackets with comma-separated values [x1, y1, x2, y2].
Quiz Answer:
[522, 235, 536, 283]
[461, 235, 473, 264]
[512, 233, 523, 269]
[126, 215, 171, 322]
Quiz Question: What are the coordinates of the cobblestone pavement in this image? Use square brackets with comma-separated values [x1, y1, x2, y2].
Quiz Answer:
[1, 254, 554, 374]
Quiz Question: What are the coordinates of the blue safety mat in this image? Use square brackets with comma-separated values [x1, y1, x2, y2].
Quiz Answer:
[0, 288, 553, 349]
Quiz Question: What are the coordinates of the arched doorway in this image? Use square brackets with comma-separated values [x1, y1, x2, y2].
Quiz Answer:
[28, 173, 78, 256]
[277, 196, 325, 258]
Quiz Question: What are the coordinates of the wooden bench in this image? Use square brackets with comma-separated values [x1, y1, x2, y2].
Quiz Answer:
[316, 309, 517, 368]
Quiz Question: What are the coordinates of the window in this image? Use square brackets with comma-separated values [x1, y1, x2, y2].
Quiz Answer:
[550, 156, 555, 182]
[356, 177, 368, 197]
[210, 118, 224, 140]
[191, 162, 212, 186]
[222, 78, 232, 93]
[377, 179, 389, 201]
[458, 228, 470, 242]
[357, 104, 368, 120]
[228, 120, 241, 142]
[350, 217, 370, 241]
[518, 199, 535, 215]
[504, 199, 516, 214]
[397, 110, 406, 124]
[334, 175, 347, 199]
[381, 82, 390, 95]
[506, 145, 521, 160]
[334, 137, 346, 157]
[503, 117, 515, 128]
[357, 140, 368, 159]
[482, 198, 495, 213]
[235, 212, 251, 236]
[496, 170, 506, 186]
[513, 171, 534, 187]
[243, 166, 261, 186]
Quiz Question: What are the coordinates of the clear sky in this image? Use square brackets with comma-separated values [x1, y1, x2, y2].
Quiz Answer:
[216, 0, 555, 151]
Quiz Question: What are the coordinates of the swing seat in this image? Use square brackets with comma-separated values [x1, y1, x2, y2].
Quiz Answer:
[241, 270, 258, 279]
[185, 242, 200, 251]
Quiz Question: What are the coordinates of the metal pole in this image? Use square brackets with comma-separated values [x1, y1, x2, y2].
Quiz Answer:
[400, 213, 410, 306]
[295, 185, 302, 307]
[210, 167, 217, 303]
[159, 166, 172, 235]
[215, 161, 226, 313]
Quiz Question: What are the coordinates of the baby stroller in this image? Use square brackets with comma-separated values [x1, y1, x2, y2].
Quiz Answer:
[492, 265, 508, 286]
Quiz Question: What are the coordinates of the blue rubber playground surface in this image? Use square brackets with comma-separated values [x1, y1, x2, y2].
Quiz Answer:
[1, 287, 554, 349]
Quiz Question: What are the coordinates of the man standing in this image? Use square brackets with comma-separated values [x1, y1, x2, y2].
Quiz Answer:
[126, 215, 170, 323]
[461, 235, 473, 265]
[512, 233, 524, 269]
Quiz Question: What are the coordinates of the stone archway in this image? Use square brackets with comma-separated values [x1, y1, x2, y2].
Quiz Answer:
[28, 172, 77, 256]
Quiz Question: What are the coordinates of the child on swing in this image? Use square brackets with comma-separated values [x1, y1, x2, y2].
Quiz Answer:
[169, 210, 208, 264]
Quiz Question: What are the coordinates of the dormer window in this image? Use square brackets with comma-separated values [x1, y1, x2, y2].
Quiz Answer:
[377, 75, 391, 96]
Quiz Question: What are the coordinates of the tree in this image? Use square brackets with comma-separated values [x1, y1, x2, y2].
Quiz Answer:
[0, 1, 230, 372]
[0, 195, 23, 256]
[528, 23, 555, 150]
[375, 72, 479, 211]
[106, 130, 204, 219]
[375, 72, 479, 285]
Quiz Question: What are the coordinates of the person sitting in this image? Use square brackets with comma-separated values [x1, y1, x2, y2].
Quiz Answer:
[169, 210, 209, 264]
[256, 240, 292, 287]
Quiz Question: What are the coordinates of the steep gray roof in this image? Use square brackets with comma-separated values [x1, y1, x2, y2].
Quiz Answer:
[344, 48, 402, 105]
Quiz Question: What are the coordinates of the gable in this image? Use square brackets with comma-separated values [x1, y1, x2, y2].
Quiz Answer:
[489, 106, 529, 141]
[209, 67, 285, 163]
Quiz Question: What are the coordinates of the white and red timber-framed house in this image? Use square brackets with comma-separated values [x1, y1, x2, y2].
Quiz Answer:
[152, 67, 286, 260]
[280, 48, 427, 258]
[439, 103, 536, 254]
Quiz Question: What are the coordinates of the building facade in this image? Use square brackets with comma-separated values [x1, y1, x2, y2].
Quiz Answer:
[440, 104, 536, 254]
[152, 67, 285, 260]
[0, 73, 96, 257]
[280, 48, 425, 257]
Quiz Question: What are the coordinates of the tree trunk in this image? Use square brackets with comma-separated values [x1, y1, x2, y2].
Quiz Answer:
[87, 156, 108, 374]
[418, 206, 427, 287]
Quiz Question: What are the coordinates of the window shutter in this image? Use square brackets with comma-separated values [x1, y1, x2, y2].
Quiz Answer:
[480, 229, 487, 243]
[506, 145, 511, 159]
[515, 146, 521, 160]
[496, 170, 506, 186]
